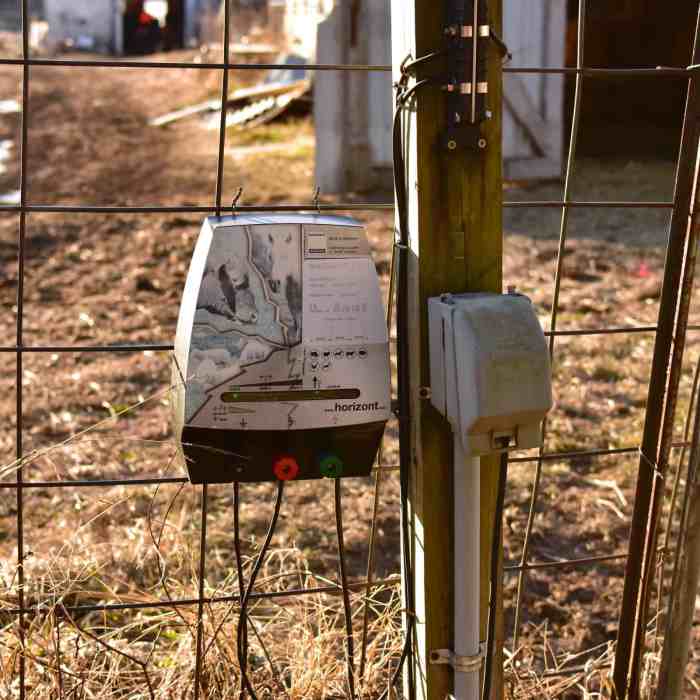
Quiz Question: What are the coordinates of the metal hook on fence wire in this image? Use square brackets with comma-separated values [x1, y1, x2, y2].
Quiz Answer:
[231, 186, 243, 214]
[312, 186, 322, 214]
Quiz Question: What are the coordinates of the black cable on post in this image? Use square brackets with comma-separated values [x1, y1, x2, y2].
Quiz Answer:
[380, 77, 433, 700]
[482, 450, 508, 700]
[233, 482, 248, 700]
[236, 481, 285, 700]
[391, 85, 414, 700]
[334, 479, 357, 699]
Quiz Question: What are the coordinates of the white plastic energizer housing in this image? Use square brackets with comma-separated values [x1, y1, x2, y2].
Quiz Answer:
[173, 214, 391, 484]
[428, 291, 552, 455]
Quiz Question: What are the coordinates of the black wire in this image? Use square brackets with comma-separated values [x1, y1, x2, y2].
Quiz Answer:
[482, 451, 508, 700]
[233, 482, 248, 700]
[401, 50, 447, 77]
[237, 481, 285, 699]
[334, 479, 357, 699]
[374, 76, 433, 700]
[230, 68, 431, 700]
[489, 29, 511, 61]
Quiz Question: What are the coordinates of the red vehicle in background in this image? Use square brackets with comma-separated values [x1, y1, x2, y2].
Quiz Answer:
[124, 0, 162, 54]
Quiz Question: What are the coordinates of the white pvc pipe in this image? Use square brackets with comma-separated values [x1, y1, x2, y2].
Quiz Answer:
[453, 436, 481, 700]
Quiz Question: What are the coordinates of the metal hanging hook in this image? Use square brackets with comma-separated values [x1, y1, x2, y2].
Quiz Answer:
[312, 186, 321, 214]
[231, 187, 243, 214]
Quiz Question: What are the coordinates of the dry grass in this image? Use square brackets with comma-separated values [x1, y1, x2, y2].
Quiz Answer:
[0, 386, 404, 700]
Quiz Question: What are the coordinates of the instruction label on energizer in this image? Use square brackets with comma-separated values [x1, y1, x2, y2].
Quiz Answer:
[182, 216, 391, 431]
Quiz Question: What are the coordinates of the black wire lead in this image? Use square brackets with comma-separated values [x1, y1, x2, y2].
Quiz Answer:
[237, 481, 285, 699]
[378, 74, 437, 700]
[335, 479, 357, 699]
[234, 482, 248, 700]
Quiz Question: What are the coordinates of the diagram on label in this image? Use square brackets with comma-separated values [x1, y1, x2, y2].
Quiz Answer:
[178, 217, 391, 432]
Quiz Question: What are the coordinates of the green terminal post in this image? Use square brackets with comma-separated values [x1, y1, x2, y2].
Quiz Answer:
[319, 453, 344, 478]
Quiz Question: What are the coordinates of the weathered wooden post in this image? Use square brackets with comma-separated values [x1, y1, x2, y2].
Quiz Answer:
[390, 2, 504, 698]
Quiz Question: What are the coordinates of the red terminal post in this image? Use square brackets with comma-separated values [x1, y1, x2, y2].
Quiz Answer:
[273, 455, 300, 481]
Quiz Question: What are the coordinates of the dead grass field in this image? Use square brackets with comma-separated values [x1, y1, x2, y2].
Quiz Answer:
[0, 47, 699, 698]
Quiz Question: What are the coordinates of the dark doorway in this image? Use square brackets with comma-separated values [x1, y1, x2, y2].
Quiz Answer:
[164, 0, 185, 50]
[123, 0, 186, 54]
[123, 0, 163, 55]
[566, 0, 698, 157]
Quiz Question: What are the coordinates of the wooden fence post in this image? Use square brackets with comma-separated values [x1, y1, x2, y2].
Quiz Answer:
[390, 2, 504, 698]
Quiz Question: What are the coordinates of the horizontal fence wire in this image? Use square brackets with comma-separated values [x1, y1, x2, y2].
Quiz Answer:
[4, 3, 697, 696]
[0, 465, 402, 489]
[4, 326, 700, 353]
[3, 443, 692, 490]
[504, 552, 629, 573]
[6, 576, 403, 617]
[0, 57, 694, 79]
[0, 200, 677, 213]
[0, 201, 680, 213]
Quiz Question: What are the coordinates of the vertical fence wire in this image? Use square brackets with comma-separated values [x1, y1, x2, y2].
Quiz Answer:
[628, 116, 700, 698]
[215, 0, 231, 216]
[192, 5, 230, 691]
[655, 354, 700, 637]
[511, 0, 587, 650]
[658, 354, 700, 657]
[14, 1, 30, 697]
[358, 240, 397, 684]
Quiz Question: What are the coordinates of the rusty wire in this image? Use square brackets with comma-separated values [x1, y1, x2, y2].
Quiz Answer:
[614, 7, 700, 694]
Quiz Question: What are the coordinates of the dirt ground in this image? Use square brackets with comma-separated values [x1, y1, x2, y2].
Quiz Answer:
[0, 45, 699, 699]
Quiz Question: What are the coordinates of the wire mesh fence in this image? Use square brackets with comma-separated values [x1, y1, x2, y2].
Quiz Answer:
[2, 0, 700, 697]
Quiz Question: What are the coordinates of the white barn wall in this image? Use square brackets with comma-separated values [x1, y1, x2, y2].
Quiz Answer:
[366, 0, 392, 168]
[315, 3, 348, 193]
[503, 0, 565, 179]
[315, 0, 392, 193]
[45, 0, 120, 52]
[315, 0, 566, 193]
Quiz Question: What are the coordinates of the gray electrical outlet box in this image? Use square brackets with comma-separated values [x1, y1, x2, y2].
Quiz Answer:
[428, 292, 552, 455]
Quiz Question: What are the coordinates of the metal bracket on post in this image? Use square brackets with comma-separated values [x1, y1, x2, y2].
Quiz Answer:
[441, 126, 486, 152]
[429, 643, 485, 674]
[442, 0, 490, 152]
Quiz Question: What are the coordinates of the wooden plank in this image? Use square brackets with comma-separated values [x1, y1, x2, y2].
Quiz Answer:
[150, 99, 221, 127]
[391, 2, 504, 698]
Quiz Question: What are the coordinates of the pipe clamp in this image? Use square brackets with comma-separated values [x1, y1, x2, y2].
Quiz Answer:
[429, 643, 485, 673]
